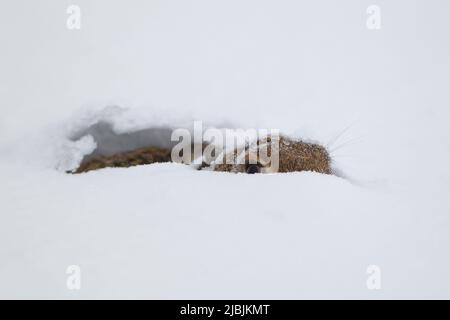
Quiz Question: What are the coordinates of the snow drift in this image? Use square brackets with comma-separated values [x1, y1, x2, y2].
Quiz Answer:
[1, 0, 450, 299]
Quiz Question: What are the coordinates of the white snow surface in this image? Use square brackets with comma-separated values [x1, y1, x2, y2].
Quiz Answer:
[1, 0, 450, 298]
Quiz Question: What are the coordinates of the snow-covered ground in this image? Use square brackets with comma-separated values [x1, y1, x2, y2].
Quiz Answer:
[1, 0, 450, 299]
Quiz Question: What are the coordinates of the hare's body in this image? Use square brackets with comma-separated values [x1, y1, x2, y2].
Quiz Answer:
[73, 135, 331, 175]
[74, 146, 171, 173]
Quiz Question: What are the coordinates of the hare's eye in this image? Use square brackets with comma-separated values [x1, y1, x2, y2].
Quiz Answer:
[246, 164, 260, 174]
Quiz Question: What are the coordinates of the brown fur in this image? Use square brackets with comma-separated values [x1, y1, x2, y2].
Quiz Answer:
[73, 136, 331, 175]
[74, 146, 171, 174]
[211, 136, 331, 174]
[278, 136, 331, 174]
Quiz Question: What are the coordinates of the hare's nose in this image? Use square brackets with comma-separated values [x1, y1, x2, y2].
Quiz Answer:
[246, 164, 260, 174]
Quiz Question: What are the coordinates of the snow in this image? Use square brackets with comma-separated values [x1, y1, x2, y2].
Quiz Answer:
[1, 0, 450, 298]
